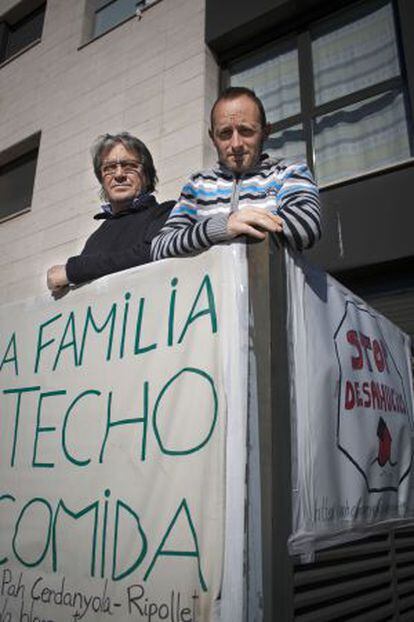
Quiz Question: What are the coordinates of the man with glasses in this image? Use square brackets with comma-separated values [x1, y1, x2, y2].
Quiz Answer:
[47, 132, 173, 293]
[151, 87, 321, 260]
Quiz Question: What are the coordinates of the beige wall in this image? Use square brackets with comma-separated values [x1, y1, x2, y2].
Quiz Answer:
[0, 0, 219, 302]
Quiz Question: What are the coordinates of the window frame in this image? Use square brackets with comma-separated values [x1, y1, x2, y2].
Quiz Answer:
[81, 0, 161, 46]
[0, 1, 46, 67]
[224, 0, 413, 187]
[0, 133, 41, 224]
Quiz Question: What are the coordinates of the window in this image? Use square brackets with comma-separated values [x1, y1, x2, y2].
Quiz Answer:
[0, 134, 40, 222]
[229, 0, 413, 186]
[91, 0, 150, 39]
[0, 2, 46, 64]
[82, 0, 159, 44]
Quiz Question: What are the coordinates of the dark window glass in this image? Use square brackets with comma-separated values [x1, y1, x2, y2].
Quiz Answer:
[0, 148, 38, 221]
[230, 43, 300, 124]
[0, 4, 45, 63]
[93, 0, 141, 38]
[312, 1, 400, 105]
[265, 124, 306, 161]
[314, 89, 410, 185]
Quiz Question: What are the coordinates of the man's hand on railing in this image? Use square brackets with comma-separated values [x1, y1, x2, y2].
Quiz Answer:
[47, 264, 69, 293]
[227, 208, 283, 240]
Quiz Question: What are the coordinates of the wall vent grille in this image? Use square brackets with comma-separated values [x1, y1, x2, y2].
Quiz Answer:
[293, 527, 414, 621]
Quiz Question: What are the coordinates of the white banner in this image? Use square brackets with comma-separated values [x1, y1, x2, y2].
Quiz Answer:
[0, 247, 248, 622]
[286, 251, 414, 556]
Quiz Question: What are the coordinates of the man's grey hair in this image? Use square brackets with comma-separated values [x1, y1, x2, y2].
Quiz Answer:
[91, 132, 158, 193]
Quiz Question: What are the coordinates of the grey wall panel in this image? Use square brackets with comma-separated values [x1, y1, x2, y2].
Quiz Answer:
[206, 0, 356, 59]
[306, 163, 414, 273]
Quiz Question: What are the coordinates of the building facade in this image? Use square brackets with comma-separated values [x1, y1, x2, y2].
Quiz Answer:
[1, 0, 413, 344]
[1, 1, 414, 619]
[206, 0, 414, 344]
[0, 0, 218, 302]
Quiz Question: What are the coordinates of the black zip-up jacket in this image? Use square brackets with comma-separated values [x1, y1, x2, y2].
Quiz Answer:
[66, 194, 174, 284]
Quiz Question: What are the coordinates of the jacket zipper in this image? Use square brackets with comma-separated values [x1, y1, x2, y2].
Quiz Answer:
[230, 175, 243, 212]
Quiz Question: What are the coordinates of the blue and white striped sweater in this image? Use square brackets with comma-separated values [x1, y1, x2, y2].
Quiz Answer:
[151, 156, 321, 260]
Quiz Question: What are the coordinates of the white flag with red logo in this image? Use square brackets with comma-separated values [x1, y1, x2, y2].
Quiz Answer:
[286, 251, 414, 556]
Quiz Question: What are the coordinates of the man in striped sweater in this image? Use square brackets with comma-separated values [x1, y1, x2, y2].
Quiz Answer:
[151, 87, 321, 260]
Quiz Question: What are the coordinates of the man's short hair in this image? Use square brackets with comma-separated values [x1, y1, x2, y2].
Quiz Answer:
[210, 86, 267, 129]
[92, 132, 158, 193]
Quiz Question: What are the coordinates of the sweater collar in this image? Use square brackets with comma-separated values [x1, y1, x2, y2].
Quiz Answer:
[213, 153, 274, 178]
[94, 192, 156, 220]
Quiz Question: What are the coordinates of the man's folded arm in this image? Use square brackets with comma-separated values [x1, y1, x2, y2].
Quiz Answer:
[151, 213, 232, 261]
[151, 181, 231, 261]
[276, 162, 322, 251]
[66, 242, 152, 284]
[67, 204, 172, 284]
[151, 162, 322, 261]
